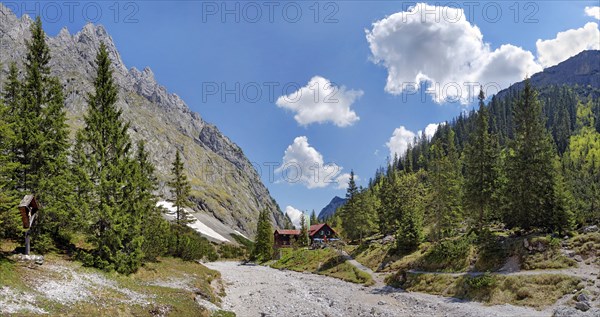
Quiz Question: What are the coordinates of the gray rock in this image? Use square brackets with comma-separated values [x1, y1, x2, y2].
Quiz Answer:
[575, 301, 591, 312]
[553, 306, 581, 317]
[577, 293, 590, 303]
[583, 225, 599, 233]
[0, 4, 292, 238]
[574, 255, 584, 262]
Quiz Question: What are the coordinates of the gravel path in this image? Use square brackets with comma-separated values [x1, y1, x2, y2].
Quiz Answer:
[205, 261, 548, 317]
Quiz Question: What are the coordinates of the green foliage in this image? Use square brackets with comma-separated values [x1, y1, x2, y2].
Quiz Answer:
[418, 234, 475, 272]
[429, 127, 463, 240]
[564, 100, 600, 225]
[339, 171, 378, 241]
[466, 273, 496, 289]
[73, 43, 150, 274]
[174, 225, 218, 262]
[250, 209, 273, 262]
[168, 150, 194, 226]
[463, 89, 500, 231]
[503, 79, 572, 232]
[298, 213, 310, 247]
[394, 172, 426, 252]
[310, 210, 318, 225]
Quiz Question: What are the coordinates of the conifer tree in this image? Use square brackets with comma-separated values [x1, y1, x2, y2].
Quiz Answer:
[6, 17, 73, 250]
[504, 79, 570, 231]
[463, 88, 499, 232]
[310, 210, 318, 225]
[298, 214, 310, 247]
[167, 150, 194, 254]
[131, 142, 168, 261]
[168, 150, 193, 227]
[429, 128, 463, 240]
[395, 172, 425, 252]
[251, 209, 273, 262]
[75, 43, 144, 273]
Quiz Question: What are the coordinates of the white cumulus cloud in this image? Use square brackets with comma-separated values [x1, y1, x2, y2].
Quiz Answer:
[276, 76, 362, 127]
[366, 3, 541, 104]
[585, 6, 600, 19]
[422, 123, 440, 140]
[386, 126, 416, 158]
[387, 123, 442, 157]
[277, 136, 345, 189]
[536, 22, 600, 68]
[334, 172, 359, 190]
[284, 206, 305, 229]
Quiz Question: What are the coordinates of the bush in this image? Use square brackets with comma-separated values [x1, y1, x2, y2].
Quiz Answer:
[170, 225, 218, 262]
[418, 234, 475, 272]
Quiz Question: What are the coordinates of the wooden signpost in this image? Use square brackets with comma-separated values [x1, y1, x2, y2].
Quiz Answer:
[18, 195, 40, 255]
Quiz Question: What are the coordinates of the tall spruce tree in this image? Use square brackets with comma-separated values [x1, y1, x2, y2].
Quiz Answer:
[0, 64, 22, 239]
[503, 79, 570, 231]
[429, 128, 463, 240]
[74, 43, 144, 273]
[463, 89, 499, 232]
[167, 150, 194, 254]
[395, 171, 425, 252]
[7, 17, 73, 250]
[168, 150, 193, 227]
[251, 209, 273, 262]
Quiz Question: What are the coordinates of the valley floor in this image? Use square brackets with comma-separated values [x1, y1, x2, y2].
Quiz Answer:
[206, 261, 548, 317]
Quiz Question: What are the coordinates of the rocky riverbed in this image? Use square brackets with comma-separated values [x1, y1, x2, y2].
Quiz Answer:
[206, 261, 549, 317]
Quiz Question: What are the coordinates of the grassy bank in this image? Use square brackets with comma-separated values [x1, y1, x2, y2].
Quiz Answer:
[387, 272, 582, 309]
[271, 248, 373, 285]
[0, 246, 234, 316]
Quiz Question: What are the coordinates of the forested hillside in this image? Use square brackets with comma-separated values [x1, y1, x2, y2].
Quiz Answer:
[336, 51, 600, 247]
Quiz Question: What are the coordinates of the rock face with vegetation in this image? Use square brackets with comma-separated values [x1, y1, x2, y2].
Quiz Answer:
[0, 4, 289, 238]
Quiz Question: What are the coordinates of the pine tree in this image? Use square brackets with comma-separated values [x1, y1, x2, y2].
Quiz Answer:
[504, 79, 570, 231]
[167, 150, 194, 255]
[131, 142, 167, 261]
[251, 209, 273, 262]
[5, 17, 73, 251]
[429, 128, 463, 240]
[0, 64, 22, 239]
[338, 171, 360, 241]
[463, 88, 499, 232]
[168, 150, 193, 227]
[75, 43, 144, 273]
[310, 210, 318, 225]
[298, 214, 310, 247]
[395, 172, 425, 252]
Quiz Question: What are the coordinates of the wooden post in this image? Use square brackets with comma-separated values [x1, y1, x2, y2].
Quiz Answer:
[25, 231, 30, 255]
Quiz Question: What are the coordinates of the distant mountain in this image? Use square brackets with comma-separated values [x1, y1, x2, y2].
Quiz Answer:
[496, 50, 600, 100]
[318, 196, 347, 221]
[0, 5, 291, 239]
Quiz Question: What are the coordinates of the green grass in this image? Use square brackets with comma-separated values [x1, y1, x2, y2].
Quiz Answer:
[271, 248, 373, 285]
[394, 272, 582, 309]
[568, 232, 600, 259]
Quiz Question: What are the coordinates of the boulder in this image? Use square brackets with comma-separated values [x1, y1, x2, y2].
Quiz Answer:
[577, 293, 590, 303]
[583, 225, 599, 233]
[574, 255, 584, 262]
[553, 306, 580, 317]
[575, 301, 591, 312]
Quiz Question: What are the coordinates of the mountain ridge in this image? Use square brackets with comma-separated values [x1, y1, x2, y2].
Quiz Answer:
[318, 196, 347, 222]
[0, 5, 290, 238]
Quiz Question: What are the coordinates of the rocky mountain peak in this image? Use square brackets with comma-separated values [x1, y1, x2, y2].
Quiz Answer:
[0, 5, 291, 238]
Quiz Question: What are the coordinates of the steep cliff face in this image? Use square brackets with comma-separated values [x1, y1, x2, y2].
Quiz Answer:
[0, 5, 290, 238]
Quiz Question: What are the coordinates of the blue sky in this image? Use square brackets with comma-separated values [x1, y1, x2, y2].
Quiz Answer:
[7, 1, 600, 222]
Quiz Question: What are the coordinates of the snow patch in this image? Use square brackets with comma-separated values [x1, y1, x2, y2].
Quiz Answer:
[157, 201, 230, 243]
